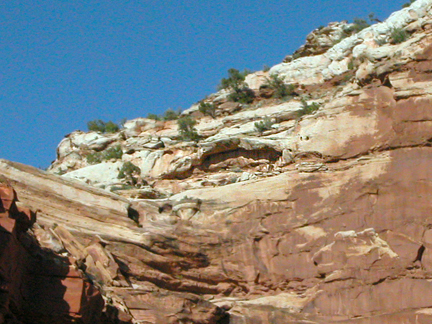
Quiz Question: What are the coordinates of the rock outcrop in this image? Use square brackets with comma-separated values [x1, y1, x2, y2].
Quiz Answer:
[0, 163, 229, 323]
[4, 1, 432, 323]
[0, 182, 103, 323]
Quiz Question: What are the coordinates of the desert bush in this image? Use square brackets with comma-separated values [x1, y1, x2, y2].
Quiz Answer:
[146, 109, 181, 121]
[87, 120, 120, 133]
[118, 161, 141, 185]
[177, 116, 200, 141]
[297, 99, 320, 117]
[228, 87, 255, 104]
[350, 18, 370, 33]
[118, 161, 141, 179]
[263, 74, 295, 99]
[147, 113, 161, 120]
[254, 116, 274, 133]
[218, 68, 251, 91]
[336, 14, 380, 43]
[103, 145, 123, 160]
[104, 121, 120, 133]
[218, 68, 255, 104]
[86, 152, 102, 164]
[347, 58, 355, 70]
[87, 120, 105, 132]
[390, 27, 409, 44]
[86, 145, 123, 164]
[198, 102, 217, 118]
[163, 108, 181, 121]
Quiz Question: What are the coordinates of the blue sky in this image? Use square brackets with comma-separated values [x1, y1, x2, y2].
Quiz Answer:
[1, 0, 409, 168]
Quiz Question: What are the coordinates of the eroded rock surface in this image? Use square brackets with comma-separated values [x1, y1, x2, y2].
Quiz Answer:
[4, 1, 432, 323]
[0, 183, 103, 324]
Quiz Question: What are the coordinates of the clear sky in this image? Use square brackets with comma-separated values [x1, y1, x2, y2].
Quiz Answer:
[1, 0, 409, 168]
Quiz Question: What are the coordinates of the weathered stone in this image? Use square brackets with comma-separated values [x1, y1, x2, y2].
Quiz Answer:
[0, 184, 104, 323]
[218, 101, 241, 114]
[6, 2, 432, 323]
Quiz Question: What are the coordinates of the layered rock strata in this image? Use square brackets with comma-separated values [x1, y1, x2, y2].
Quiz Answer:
[3, 1, 432, 323]
[0, 163, 228, 323]
[0, 183, 103, 323]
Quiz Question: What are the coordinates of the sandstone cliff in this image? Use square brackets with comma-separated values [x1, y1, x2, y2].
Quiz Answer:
[3, 1, 432, 323]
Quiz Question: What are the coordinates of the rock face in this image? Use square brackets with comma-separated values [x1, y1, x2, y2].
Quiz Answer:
[285, 21, 356, 61]
[0, 183, 103, 323]
[4, 1, 432, 323]
[0, 163, 228, 324]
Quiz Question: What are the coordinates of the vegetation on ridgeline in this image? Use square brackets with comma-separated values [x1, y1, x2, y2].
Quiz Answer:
[219, 68, 256, 104]
[87, 120, 120, 133]
[218, 68, 251, 91]
[147, 108, 182, 121]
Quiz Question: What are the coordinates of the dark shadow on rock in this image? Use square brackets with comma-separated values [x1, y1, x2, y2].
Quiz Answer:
[0, 184, 104, 324]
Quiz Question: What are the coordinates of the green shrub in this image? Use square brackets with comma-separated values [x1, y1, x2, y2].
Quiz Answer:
[163, 108, 181, 121]
[254, 116, 274, 133]
[86, 152, 102, 164]
[86, 145, 123, 165]
[104, 121, 120, 133]
[87, 120, 106, 132]
[218, 68, 255, 104]
[87, 120, 120, 133]
[390, 27, 409, 44]
[218, 68, 251, 91]
[146, 109, 182, 121]
[342, 18, 370, 37]
[103, 145, 123, 160]
[198, 102, 217, 118]
[350, 18, 370, 33]
[147, 113, 161, 120]
[263, 65, 271, 72]
[118, 161, 141, 185]
[347, 58, 355, 70]
[297, 99, 320, 117]
[177, 116, 200, 141]
[228, 86, 255, 104]
[263, 74, 295, 99]
[118, 161, 141, 179]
